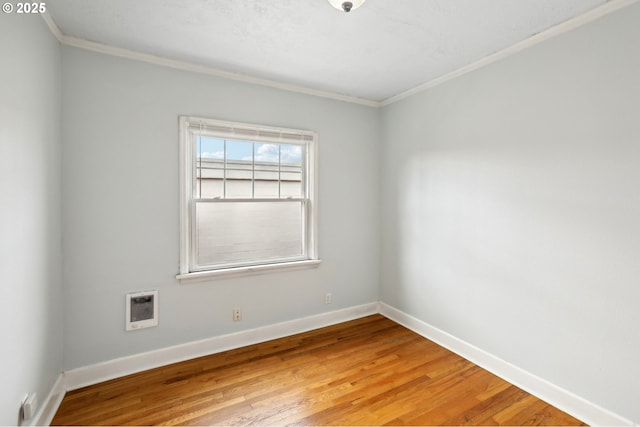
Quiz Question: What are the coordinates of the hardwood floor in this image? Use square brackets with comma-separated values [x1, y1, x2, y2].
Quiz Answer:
[52, 315, 585, 426]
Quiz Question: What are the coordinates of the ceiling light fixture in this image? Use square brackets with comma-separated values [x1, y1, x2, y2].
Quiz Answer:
[328, 0, 366, 13]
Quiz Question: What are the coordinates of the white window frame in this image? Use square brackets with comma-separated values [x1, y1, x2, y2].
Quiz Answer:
[176, 116, 320, 283]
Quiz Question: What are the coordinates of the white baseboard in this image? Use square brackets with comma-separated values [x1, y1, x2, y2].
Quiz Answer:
[53, 301, 632, 427]
[64, 302, 379, 391]
[32, 373, 65, 426]
[378, 302, 634, 427]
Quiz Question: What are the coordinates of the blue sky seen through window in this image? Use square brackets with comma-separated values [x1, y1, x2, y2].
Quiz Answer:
[197, 136, 302, 165]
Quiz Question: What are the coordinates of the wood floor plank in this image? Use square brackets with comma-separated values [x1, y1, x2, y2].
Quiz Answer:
[52, 315, 585, 426]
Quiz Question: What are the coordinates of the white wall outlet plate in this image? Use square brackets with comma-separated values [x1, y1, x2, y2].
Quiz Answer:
[325, 292, 332, 304]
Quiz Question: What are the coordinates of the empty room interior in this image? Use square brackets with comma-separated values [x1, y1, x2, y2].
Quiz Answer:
[2, 0, 640, 425]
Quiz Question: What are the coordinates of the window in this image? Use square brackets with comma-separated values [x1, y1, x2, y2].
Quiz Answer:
[177, 117, 319, 281]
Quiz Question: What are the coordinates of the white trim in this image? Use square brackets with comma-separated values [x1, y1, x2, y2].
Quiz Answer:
[31, 373, 65, 427]
[178, 116, 319, 280]
[176, 259, 322, 283]
[42, 0, 639, 108]
[380, 0, 640, 106]
[63, 302, 379, 391]
[178, 116, 191, 276]
[308, 132, 319, 260]
[378, 303, 635, 427]
[40, 11, 64, 43]
[57, 35, 379, 108]
[53, 302, 634, 426]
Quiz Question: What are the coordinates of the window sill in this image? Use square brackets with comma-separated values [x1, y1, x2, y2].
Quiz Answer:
[176, 259, 322, 284]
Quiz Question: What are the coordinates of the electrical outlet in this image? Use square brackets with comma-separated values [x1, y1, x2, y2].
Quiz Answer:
[325, 293, 332, 304]
[233, 308, 242, 321]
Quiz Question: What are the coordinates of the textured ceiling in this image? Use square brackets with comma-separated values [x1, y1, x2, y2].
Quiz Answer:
[47, 0, 607, 102]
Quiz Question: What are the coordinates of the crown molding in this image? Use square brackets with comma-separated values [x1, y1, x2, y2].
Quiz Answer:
[60, 34, 381, 108]
[41, 10, 64, 42]
[380, 0, 640, 106]
[41, 0, 638, 109]
[38, 15, 380, 108]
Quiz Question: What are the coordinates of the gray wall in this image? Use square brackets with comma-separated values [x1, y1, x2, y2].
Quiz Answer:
[61, 47, 381, 369]
[3, 4, 638, 423]
[380, 3, 640, 423]
[0, 13, 63, 426]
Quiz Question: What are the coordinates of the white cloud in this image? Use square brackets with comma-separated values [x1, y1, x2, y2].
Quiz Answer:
[250, 144, 278, 162]
[281, 145, 302, 164]
[238, 143, 302, 164]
